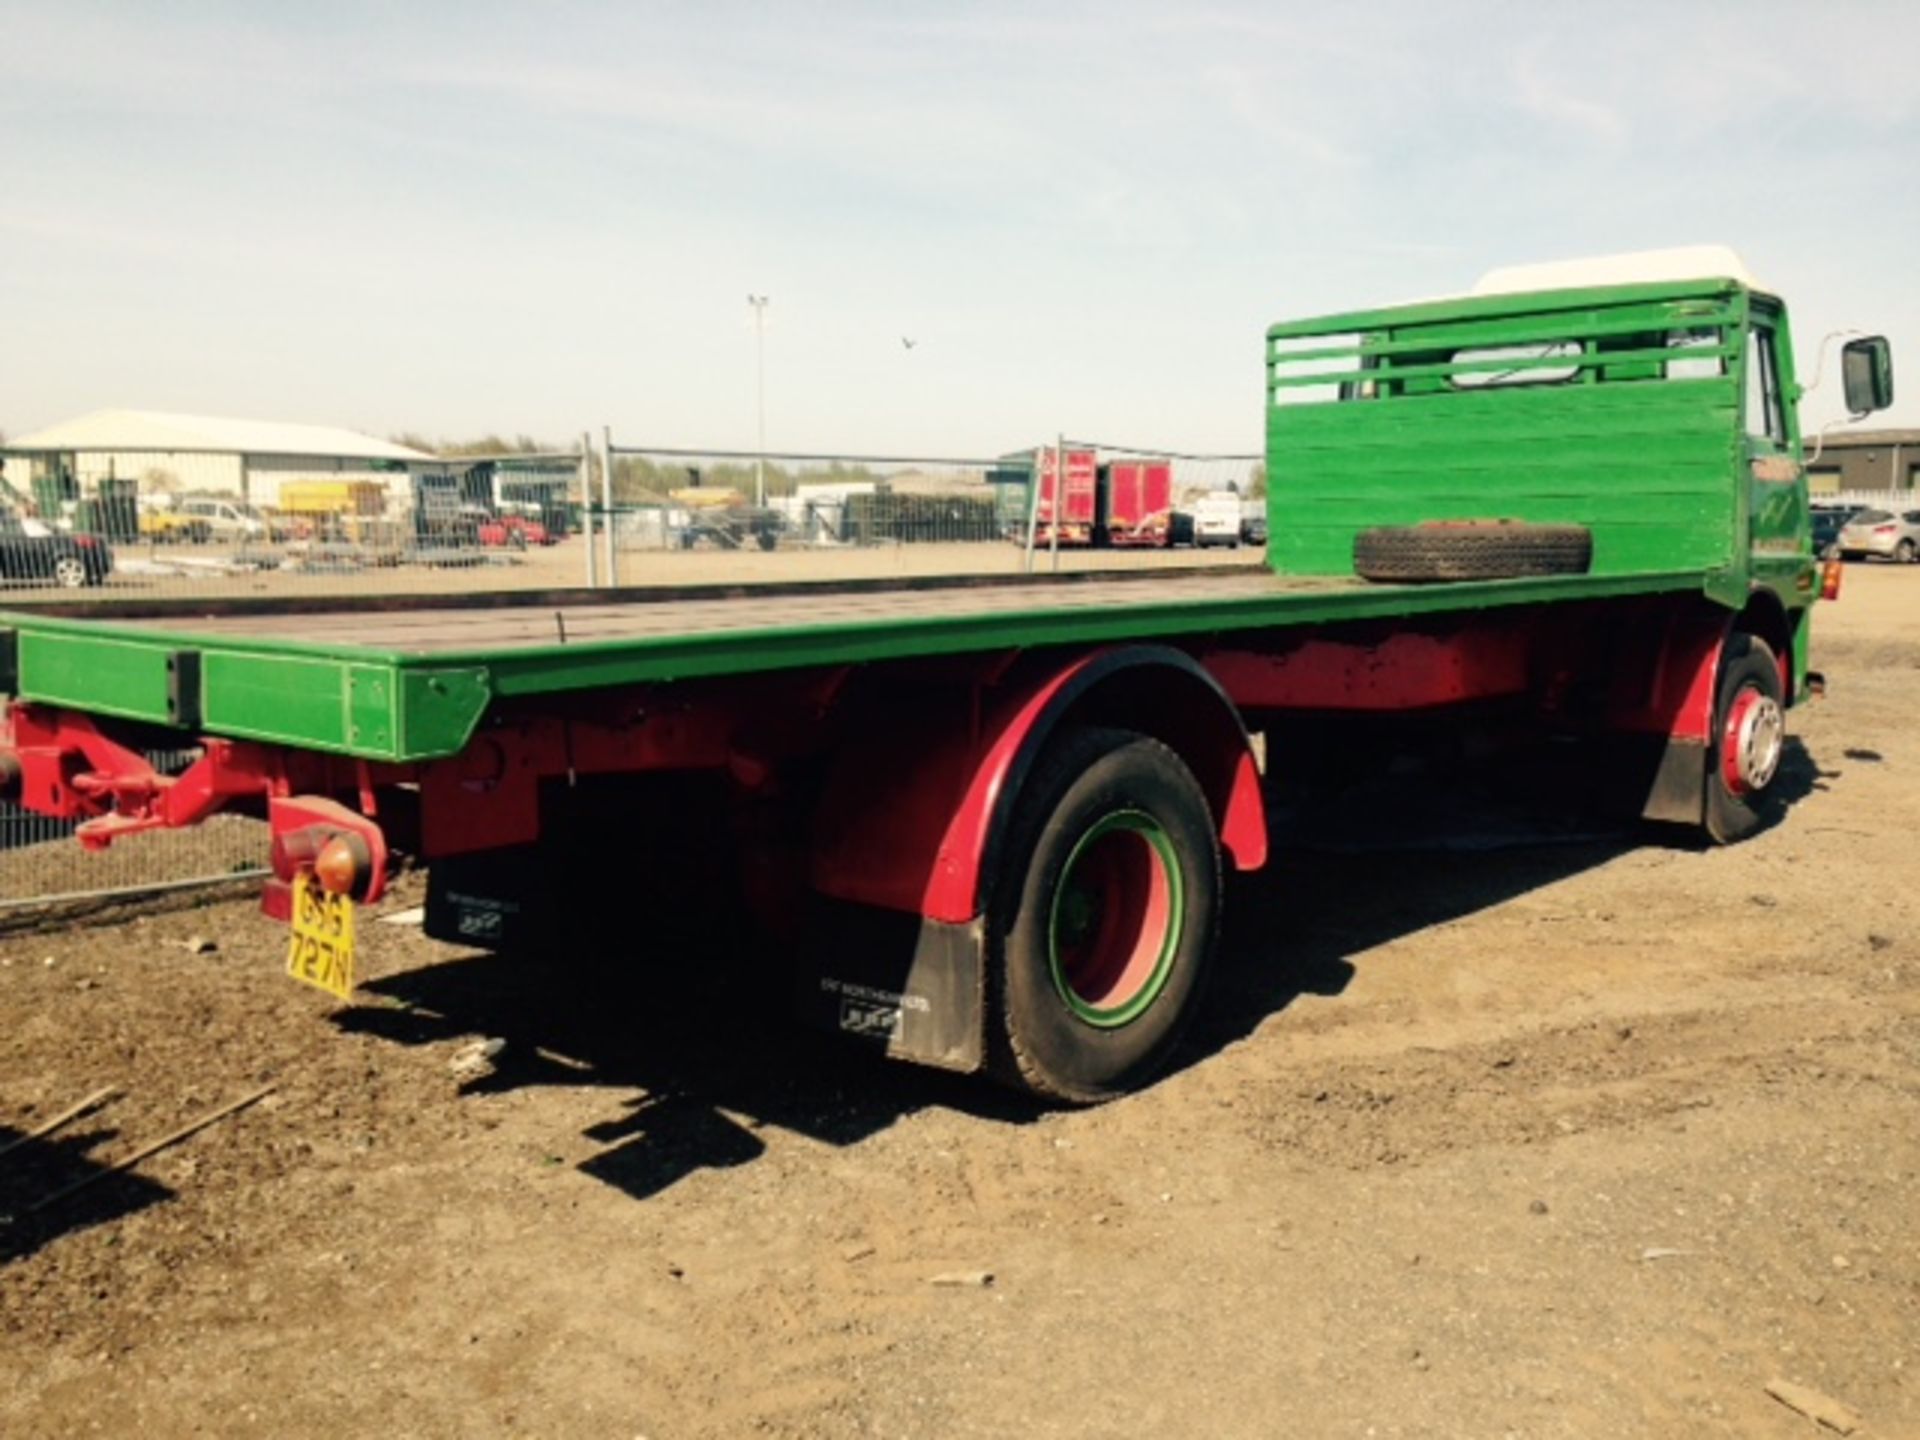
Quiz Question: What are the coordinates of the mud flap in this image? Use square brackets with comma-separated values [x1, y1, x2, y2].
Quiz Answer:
[1640, 735, 1707, 825]
[425, 845, 539, 948]
[795, 902, 986, 1074]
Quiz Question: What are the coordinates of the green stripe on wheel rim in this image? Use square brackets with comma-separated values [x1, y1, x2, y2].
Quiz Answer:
[1046, 809, 1184, 1028]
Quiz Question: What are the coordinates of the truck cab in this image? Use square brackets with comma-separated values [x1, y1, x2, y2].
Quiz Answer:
[1264, 246, 1894, 701]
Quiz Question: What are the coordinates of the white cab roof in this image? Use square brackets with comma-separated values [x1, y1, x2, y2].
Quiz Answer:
[1472, 245, 1761, 297]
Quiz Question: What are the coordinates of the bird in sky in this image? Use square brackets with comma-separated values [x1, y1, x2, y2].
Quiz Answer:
[901, 337, 917, 350]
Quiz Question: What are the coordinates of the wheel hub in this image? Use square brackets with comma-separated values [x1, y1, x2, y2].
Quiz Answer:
[1721, 688, 1784, 795]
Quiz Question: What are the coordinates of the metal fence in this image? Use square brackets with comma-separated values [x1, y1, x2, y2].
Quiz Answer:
[0, 433, 1264, 907]
[0, 750, 268, 912]
[0, 444, 593, 605]
[1820, 488, 1918, 512]
[588, 438, 1264, 586]
[1, 437, 1272, 604]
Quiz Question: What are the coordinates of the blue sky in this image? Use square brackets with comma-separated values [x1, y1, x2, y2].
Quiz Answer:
[2, 1, 1915, 454]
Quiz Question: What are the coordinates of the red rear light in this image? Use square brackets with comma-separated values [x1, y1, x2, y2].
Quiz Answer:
[72, 534, 96, 548]
[1874, 524, 1897, 534]
[1820, 560, 1843, 601]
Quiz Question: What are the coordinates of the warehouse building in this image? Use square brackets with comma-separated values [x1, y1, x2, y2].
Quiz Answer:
[1803, 427, 1920, 495]
[1, 409, 435, 513]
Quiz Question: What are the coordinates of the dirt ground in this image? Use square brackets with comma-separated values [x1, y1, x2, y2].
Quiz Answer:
[2, 566, 1916, 1439]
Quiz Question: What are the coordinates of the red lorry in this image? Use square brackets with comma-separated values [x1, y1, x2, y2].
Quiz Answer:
[1032, 447, 1098, 546]
[1100, 460, 1174, 548]
[1028, 450, 1172, 549]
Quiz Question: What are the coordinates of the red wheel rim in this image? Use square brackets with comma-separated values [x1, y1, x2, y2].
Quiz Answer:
[1720, 685, 1784, 795]
[1048, 812, 1182, 1027]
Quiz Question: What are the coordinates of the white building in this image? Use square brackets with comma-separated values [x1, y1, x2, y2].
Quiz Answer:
[2, 410, 435, 510]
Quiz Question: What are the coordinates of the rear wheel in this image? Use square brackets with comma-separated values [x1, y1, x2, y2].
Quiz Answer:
[988, 726, 1220, 1103]
[1897, 539, 1916, 564]
[1704, 633, 1785, 844]
[52, 555, 88, 589]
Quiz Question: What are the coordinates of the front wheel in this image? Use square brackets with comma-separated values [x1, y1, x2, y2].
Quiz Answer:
[988, 726, 1221, 1103]
[1704, 633, 1786, 844]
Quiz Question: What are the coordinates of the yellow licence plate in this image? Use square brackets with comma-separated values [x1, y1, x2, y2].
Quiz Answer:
[285, 874, 355, 1001]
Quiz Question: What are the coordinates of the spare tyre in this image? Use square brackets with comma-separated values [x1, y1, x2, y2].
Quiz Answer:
[1354, 521, 1593, 583]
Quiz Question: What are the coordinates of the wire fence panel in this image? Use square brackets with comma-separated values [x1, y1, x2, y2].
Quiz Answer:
[1, 438, 1273, 605]
[0, 745, 267, 910]
[0, 446, 592, 605]
[598, 442, 1267, 584]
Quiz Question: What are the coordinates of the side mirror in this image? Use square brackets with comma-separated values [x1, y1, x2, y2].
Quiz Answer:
[1841, 336, 1894, 415]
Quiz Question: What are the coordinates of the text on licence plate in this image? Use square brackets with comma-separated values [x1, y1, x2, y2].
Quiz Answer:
[285, 874, 355, 1001]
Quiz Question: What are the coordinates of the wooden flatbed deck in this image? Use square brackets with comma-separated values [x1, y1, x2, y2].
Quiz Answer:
[113, 569, 1350, 654]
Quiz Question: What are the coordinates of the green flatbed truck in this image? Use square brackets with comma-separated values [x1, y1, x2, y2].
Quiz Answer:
[0, 250, 1894, 1101]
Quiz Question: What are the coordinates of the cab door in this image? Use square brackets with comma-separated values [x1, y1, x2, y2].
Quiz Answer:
[1741, 303, 1806, 588]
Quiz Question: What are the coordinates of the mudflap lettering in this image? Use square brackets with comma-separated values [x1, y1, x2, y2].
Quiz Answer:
[450, 895, 514, 942]
[425, 847, 542, 950]
[796, 902, 986, 1074]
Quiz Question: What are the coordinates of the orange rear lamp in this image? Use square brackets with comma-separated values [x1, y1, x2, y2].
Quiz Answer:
[315, 833, 370, 897]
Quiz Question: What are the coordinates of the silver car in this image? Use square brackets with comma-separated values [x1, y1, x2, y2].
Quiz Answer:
[1837, 507, 1920, 563]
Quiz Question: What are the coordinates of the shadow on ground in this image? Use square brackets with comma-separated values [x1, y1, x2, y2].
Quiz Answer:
[0, 1125, 171, 1264]
[339, 939, 1040, 1203]
[337, 735, 1825, 1203]
[1194, 733, 1821, 1055]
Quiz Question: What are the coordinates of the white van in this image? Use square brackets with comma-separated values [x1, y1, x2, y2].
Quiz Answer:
[179, 497, 271, 540]
[1192, 491, 1244, 548]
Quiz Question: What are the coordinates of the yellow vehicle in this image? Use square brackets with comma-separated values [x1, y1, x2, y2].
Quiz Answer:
[137, 504, 213, 544]
[275, 480, 390, 543]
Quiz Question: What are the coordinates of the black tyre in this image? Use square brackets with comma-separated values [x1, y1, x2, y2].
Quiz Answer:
[1354, 522, 1593, 582]
[988, 726, 1221, 1103]
[1704, 633, 1786, 845]
[52, 555, 88, 589]
[1897, 538, 1917, 564]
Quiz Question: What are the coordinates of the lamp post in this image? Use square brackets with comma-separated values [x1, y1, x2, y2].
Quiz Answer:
[747, 293, 770, 507]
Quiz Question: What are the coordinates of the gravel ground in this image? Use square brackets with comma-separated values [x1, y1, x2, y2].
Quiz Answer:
[1, 564, 1916, 1439]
